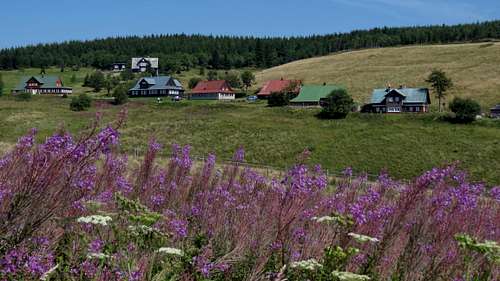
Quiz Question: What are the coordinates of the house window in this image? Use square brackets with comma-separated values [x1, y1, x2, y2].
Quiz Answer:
[409, 106, 413, 112]
[388, 97, 393, 102]
[388, 107, 401, 113]
[395, 97, 399, 102]
[415, 107, 420, 112]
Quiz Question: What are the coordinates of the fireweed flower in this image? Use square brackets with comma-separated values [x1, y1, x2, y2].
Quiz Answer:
[169, 219, 188, 238]
[157, 247, 184, 256]
[88, 239, 104, 253]
[40, 264, 59, 281]
[348, 233, 380, 243]
[290, 259, 323, 271]
[331, 271, 371, 281]
[490, 186, 500, 202]
[77, 215, 112, 226]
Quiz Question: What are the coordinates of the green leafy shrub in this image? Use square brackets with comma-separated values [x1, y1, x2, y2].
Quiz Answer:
[319, 88, 354, 119]
[112, 84, 129, 105]
[70, 93, 92, 111]
[449, 97, 481, 123]
[188, 77, 202, 89]
[268, 91, 297, 107]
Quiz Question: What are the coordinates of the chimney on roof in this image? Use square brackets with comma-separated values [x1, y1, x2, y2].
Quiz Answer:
[386, 82, 392, 92]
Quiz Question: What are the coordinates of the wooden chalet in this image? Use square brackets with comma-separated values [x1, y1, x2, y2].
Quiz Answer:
[131, 57, 159, 73]
[190, 80, 235, 100]
[128, 76, 184, 97]
[257, 79, 301, 99]
[363, 87, 431, 113]
[12, 76, 73, 95]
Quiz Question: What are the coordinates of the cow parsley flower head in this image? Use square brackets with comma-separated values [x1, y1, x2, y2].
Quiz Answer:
[290, 259, 323, 271]
[157, 247, 184, 256]
[77, 215, 112, 226]
[331, 271, 371, 281]
[348, 233, 380, 243]
[86, 252, 110, 260]
[312, 215, 339, 223]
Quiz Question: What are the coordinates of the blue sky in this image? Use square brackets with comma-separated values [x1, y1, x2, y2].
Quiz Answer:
[1, 0, 499, 49]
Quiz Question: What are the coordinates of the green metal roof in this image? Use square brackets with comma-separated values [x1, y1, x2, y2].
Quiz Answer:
[370, 88, 430, 104]
[290, 85, 343, 103]
[14, 76, 64, 90]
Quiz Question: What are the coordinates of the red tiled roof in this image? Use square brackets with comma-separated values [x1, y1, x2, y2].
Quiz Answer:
[257, 79, 301, 96]
[191, 80, 234, 94]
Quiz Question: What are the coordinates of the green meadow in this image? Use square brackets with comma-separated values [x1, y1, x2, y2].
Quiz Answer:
[0, 96, 499, 185]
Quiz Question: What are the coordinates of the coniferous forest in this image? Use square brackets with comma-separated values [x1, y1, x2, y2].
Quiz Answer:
[0, 20, 499, 72]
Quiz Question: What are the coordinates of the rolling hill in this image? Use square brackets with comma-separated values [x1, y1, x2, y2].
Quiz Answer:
[256, 42, 500, 108]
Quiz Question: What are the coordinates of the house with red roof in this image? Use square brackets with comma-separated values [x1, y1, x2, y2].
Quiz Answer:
[257, 79, 301, 99]
[190, 80, 235, 100]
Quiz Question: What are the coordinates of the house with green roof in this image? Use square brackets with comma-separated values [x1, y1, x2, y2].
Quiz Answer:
[290, 85, 343, 106]
[363, 87, 431, 113]
[12, 76, 73, 95]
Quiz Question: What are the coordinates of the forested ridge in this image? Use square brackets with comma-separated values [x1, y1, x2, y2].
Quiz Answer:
[1, 20, 499, 72]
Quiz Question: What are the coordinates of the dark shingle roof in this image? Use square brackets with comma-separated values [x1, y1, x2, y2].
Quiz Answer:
[370, 88, 430, 104]
[129, 76, 184, 91]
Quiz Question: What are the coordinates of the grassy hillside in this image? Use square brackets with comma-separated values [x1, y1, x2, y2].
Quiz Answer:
[256, 43, 500, 108]
[1, 67, 97, 94]
[0, 96, 499, 184]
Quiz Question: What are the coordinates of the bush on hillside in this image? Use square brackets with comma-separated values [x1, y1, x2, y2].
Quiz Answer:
[268, 91, 297, 107]
[70, 93, 92, 111]
[188, 77, 202, 89]
[112, 84, 129, 105]
[319, 88, 354, 119]
[449, 97, 481, 123]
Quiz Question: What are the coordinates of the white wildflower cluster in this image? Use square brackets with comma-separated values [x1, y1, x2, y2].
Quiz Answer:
[77, 215, 112, 226]
[331, 270, 371, 281]
[290, 259, 323, 271]
[312, 215, 341, 224]
[128, 224, 155, 236]
[86, 252, 110, 259]
[348, 233, 380, 243]
[157, 247, 184, 256]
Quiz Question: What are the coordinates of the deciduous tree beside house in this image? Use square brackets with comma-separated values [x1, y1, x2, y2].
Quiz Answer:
[449, 97, 481, 123]
[319, 88, 354, 119]
[207, 70, 218, 81]
[241, 70, 255, 91]
[426, 69, 453, 112]
[188, 77, 202, 89]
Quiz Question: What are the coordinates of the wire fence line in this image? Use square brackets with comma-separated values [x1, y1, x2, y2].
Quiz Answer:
[126, 147, 394, 183]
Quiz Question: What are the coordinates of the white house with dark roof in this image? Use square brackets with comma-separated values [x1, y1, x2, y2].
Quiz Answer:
[128, 76, 184, 97]
[363, 87, 431, 113]
[131, 57, 159, 73]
